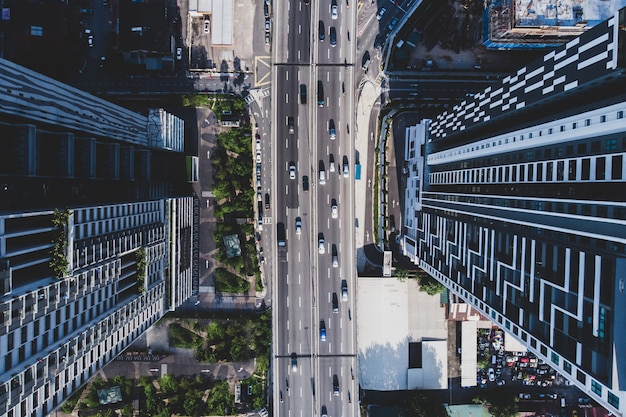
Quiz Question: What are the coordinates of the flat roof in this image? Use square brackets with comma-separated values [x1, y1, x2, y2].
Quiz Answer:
[357, 278, 447, 391]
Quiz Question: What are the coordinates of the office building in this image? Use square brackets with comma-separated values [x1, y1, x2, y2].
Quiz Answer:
[403, 8, 626, 415]
[0, 58, 194, 417]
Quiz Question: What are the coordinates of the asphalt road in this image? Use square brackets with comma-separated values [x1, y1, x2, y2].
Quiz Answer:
[271, 0, 358, 414]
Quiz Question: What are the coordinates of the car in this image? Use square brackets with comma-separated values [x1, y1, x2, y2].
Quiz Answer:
[332, 374, 340, 395]
[317, 80, 324, 107]
[332, 293, 339, 312]
[280, 390, 283, 402]
[257, 188, 262, 202]
[329, 119, 336, 140]
[572, 411, 578, 417]
[204, 19, 210, 33]
[329, 154, 335, 172]
[320, 321, 326, 341]
[256, 149, 262, 163]
[332, 253, 338, 268]
[264, 2, 269, 17]
[265, 31, 271, 44]
[331, 2, 338, 19]
[341, 279, 348, 301]
[291, 352, 298, 372]
[488, 368, 495, 382]
[287, 116, 295, 134]
[289, 162, 296, 179]
[319, 168, 326, 184]
[388, 17, 399, 30]
[176, 47, 182, 60]
[519, 393, 531, 400]
[376, 7, 386, 20]
[578, 397, 592, 407]
[255, 135, 261, 151]
[496, 379, 506, 386]
[321, 405, 328, 417]
[265, 193, 270, 210]
[331, 201, 338, 219]
[302, 175, 309, 191]
[87, 35, 94, 48]
[256, 163, 262, 177]
[295, 217, 302, 235]
[318, 235, 325, 254]
[265, 18, 271, 31]
[342, 157, 349, 177]
[319, 21, 325, 41]
[546, 393, 558, 400]
[329, 26, 336, 47]
[300, 84, 307, 104]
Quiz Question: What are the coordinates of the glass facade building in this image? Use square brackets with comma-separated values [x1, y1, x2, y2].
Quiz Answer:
[404, 8, 626, 416]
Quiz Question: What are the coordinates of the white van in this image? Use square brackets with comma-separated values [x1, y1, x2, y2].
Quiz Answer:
[319, 169, 326, 185]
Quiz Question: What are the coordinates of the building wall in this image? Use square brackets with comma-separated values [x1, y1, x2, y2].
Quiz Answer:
[404, 7, 626, 416]
[0, 197, 193, 417]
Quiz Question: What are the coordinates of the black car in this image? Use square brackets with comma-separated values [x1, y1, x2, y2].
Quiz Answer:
[302, 175, 309, 191]
[319, 20, 325, 41]
[332, 292, 339, 313]
[264, 2, 269, 17]
[329, 27, 336, 47]
[264, 193, 270, 210]
[332, 374, 339, 395]
[300, 84, 307, 104]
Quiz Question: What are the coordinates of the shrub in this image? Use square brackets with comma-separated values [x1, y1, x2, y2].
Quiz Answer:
[169, 323, 202, 348]
[214, 268, 250, 293]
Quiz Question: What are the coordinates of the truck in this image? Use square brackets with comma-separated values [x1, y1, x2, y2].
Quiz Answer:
[277, 222, 287, 262]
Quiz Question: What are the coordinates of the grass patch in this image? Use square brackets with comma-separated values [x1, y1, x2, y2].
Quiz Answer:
[169, 323, 202, 348]
[215, 267, 250, 293]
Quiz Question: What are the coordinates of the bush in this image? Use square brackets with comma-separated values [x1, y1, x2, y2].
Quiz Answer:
[169, 323, 202, 348]
[215, 268, 250, 293]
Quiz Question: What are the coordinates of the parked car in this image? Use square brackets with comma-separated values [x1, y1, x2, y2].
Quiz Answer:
[519, 393, 531, 400]
[376, 7, 386, 20]
[176, 47, 182, 60]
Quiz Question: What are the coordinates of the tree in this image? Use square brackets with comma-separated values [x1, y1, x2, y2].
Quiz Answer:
[417, 271, 446, 296]
[401, 391, 449, 417]
[481, 390, 519, 417]
[395, 268, 410, 281]
[184, 389, 205, 416]
[159, 373, 179, 395]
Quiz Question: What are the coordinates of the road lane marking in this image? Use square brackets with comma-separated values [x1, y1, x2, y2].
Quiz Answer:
[299, 296, 301, 307]
[285, 184, 289, 195]
[285, 138, 289, 148]
[286, 93, 289, 103]
[299, 320, 302, 330]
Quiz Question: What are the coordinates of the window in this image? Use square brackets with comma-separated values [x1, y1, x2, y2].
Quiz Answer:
[606, 139, 617, 151]
[591, 380, 602, 395]
[581, 159, 590, 180]
[585, 119, 591, 126]
[551, 352, 560, 365]
[576, 370, 586, 383]
[618, 111, 624, 119]
[601, 115, 607, 123]
[596, 157, 606, 180]
[540, 344, 548, 356]
[608, 392, 620, 409]
[563, 361, 572, 374]
[612, 156, 623, 180]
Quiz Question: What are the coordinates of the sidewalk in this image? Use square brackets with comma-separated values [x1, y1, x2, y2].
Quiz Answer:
[354, 79, 381, 273]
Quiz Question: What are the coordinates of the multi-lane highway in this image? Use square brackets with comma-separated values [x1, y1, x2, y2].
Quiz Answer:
[271, 0, 358, 414]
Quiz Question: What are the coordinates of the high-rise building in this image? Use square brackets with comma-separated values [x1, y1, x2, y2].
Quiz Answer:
[0, 58, 194, 417]
[403, 8, 626, 416]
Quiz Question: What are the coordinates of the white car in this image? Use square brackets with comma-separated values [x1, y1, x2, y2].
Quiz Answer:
[318, 237, 325, 254]
[331, 204, 338, 219]
[289, 163, 296, 179]
[295, 217, 302, 236]
[204, 19, 210, 33]
[332, 254, 338, 268]
[376, 7, 386, 20]
[343, 161, 349, 178]
[176, 47, 182, 60]
[257, 188, 262, 202]
[331, 4, 338, 19]
[329, 155, 335, 172]
[256, 149, 262, 163]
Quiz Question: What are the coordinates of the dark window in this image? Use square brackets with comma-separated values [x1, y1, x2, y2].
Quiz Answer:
[577, 369, 586, 383]
[569, 160, 577, 180]
[612, 155, 623, 180]
[563, 361, 572, 374]
[608, 392, 620, 408]
[596, 157, 606, 180]
[581, 159, 590, 180]
[540, 344, 548, 356]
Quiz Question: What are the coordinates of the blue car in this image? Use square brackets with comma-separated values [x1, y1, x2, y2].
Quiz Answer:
[320, 321, 327, 341]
